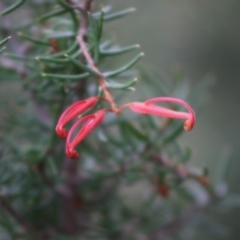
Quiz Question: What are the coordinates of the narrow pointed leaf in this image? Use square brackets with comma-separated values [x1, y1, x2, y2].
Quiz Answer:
[0, 47, 6, 54]
[103, 8, 136, 21]
[36, 49, 81, 63]
[97, 10, 105, 40]
[41, 40, 79, 59]
[17, 32, 50, 46]
[101, 44, 140, 56]
[105, 78, 137, 90]
[4, 53, 34, 61]
[55, 0, 79, 31]
[93, 6, 112, 18]
[88, 13, 100, 61]
[122, 121, 147, 141]
[161, 122, 184, 144]
[65, 54, 100, 77]
[36, 56, 68, 63]
[45, 31, 76, 38]
[0, 37, 11, 47]
[37, 8, 67, 22]
[42, 72, 89, 80]
[0, 0, 26, 16]
[56, 0, 73, 10]
[104, 53, 144, 78]
[100, 40, 112, 50]
[88, 13, 98, 40]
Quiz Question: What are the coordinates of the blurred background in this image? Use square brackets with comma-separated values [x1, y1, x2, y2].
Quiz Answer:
[106, 0, 240, 238]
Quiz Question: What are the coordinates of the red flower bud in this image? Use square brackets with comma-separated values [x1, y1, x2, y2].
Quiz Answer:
[66, 109, 106, 159]
[129, 97, 195, 131]
[56, 97, 98, 138]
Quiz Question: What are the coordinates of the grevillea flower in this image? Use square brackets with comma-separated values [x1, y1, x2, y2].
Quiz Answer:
[128, 97, 195, 131]
[66, 109, 106, 159]
[56, 96, 98, 138]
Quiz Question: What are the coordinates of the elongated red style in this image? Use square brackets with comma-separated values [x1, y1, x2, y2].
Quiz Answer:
[128, 97, 195, 131]
[55, 96, 98, 138]
[66, 109, 106, 159]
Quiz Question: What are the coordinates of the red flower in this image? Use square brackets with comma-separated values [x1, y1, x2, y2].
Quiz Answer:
[56, 97, 98, 138]
[128, 97, 195, 131]
[66, 109, 106, 159]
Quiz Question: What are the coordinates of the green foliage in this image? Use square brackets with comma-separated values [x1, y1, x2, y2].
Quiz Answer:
[0, 0, 26, 16]
[0, 1, 232, 239]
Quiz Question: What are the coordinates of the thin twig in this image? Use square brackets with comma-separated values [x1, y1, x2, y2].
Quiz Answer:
[76, 0, 119, 114]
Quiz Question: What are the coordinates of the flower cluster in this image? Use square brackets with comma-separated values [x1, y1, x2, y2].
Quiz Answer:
[56, 96, 195, 159]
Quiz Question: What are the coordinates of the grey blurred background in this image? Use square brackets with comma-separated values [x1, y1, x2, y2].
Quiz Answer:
[107, 0, 240, 238]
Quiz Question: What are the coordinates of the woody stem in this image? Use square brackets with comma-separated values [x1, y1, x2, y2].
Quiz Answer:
[77, 1, 119, 114]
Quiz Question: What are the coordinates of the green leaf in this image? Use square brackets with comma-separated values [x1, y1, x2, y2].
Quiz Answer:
[45, 31, 76, 38]
[160, 121, 184, 144]
[56, 0, 73, 10]
[0, 37, 11, 47]
[41, 72, 89, 80]
[97, 10, 105, 40]
[101, 44, 140, 56]
[88, 13, 100, 62]
[0, 0, 26, 16]
[36, 49, 81, 63]
[17, 32, 50, 46]
[103, 8, 136, 21]
[104, 52, 144, 78]
[88, 13, 98, 40]
[65, 54, 100, 77]
[36, 40, 79, 60]
[50, 40, 79, 58]
[4, 53, 34, 61]
[99, 40, 112, 50]
[122, 121, 147, 141]
[93, 6, 112, 18]
[37, 8, 67, 22]
[0, 47, 6, 54]
[36, 56, 68, 63]
[105, 78, 137, 90]
[56, 0, 79, 31]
